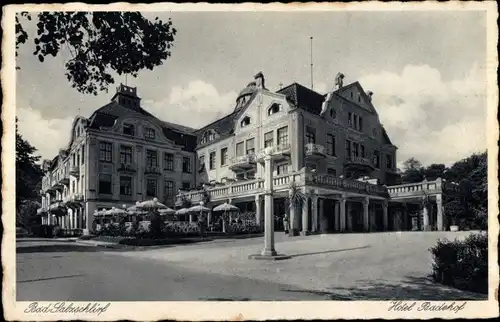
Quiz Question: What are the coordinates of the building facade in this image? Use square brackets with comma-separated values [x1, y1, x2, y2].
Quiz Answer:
[37, 73, 458, 234]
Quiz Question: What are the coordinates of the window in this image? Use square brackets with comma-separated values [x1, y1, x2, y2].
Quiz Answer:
[268, 103, 281, 116]
[77, 154, 80, 166]
[120, 145, 132, 164]
[353, 115, 358, 129]
[326, 134, 336, 156]
[277, 163, 288, 175]
[348, 112, 352, 126]
[98, 174, 112, 194]
[277, 126, 289, 146]
[81, 146, 85, 165]
[353, 142, 359, 157]
[146, 150, 158, 168]
[99, 142, 112, 162]
[236, 173, 245, 180]
[164, 153, 174, 171]
[345, 140, 352, 158]
[182, 157, 191, 173]
[71, 181, 75, 193]
[264, 131, 273, 148]
[327, 168, 336, 176]
[330, 109, 336, 118]
[236, 142, 245, 157]
[123, 123, 135, 136]
[146, 179, 157, 197]
[373, 150, 380, 168]
[307, 163, 317, 171]
[386, 154, 393, 169]
[240, 116, 250, 127]
[361, 145, 365, 158]
[359, 117, 363, 131]
[350, 92, 353, 99]
[165, 180, 175, 198]
[182, 182, 191, 190]
[246, 138, 255, 155]
[198, 155, 205, 171]
[305, 126, 316, 144]
[220, 148, 228, 166]
[145, 128, 156, 139]
[209, 152, 216, 170]
[120, 176, 132, 196]
[72, 154, 76, 166]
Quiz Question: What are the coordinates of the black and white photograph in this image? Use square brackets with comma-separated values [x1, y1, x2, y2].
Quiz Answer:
[2, 2, 498, 321]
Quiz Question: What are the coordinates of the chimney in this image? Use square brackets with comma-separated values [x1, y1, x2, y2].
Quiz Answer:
[367, 91, 373, 101]
[254, 72, 266, 89]
[334, 72, 345, 90]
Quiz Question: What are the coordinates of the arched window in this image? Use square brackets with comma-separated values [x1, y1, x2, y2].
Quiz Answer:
[240, 116, 251, 127]
[268, 103, 281, 116]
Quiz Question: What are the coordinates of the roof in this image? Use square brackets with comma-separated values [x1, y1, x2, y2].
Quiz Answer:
[276, 83, 325, 115]
[88, 101, 198, 152]
[195, 91, 258, 147]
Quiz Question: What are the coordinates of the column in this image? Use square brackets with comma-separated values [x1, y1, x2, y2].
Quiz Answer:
[422, 198, 430, 231]
[301, 194, 310, 236]
[363, 197, 370, 232]
[261, 154, 277, 256]
[318, 198, 324, 233]
[311, 195, 318, 233]
[333, 200, 340, 232]
[255, 195, 262, 227]
[346, 201, 352, 232]
[436, 194, 444, 231]
[189, 214, 193, 223]
[382, 200, 389, 231]
[339, 197, 346, 232]
[78, 208, 83, 229]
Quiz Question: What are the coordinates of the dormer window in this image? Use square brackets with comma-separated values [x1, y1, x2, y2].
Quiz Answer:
[241, 116, 251, 127]
[268, 103, 281, 116]
[145, 128, 156, 139]
[123, 123, 135, 136]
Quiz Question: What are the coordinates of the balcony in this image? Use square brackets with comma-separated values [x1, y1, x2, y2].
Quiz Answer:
[387, 179, 450, 200]
[257, 143, 291, 162]
[344, 156, 375, 170]
[69, 165, 80, 177]
[118, 163, 137, 173]
[144, 166, 162, 175]
[305, 143, 326, 159]
[72, 193, 84, 202]
[58, 173, 70, 186]
[229, 154, 257, 171]
[36, 207, 48, 215]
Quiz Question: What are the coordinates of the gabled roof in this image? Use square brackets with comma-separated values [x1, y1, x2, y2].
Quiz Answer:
[277, 83, 325, 115]
[194, 91, 258, 147]
[381, 126, 394, 146]
[333, 81, 377, 115]
[88, 101, 198, 152]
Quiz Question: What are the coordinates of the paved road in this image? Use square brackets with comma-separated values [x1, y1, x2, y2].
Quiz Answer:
[16, 239, 327, 301]
[16, 232, 486, 301]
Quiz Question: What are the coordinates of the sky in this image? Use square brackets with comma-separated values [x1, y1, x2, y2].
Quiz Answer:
[15, 10, 488, 168]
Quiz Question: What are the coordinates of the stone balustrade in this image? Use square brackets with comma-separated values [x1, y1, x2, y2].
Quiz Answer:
[176, 168, 389, 204]
[305, 143, 326, 156]
[386, 179, 448, 199]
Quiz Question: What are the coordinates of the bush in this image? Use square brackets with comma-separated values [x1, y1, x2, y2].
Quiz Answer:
[429, 233, 488, 293]
[228, 223, 262, 234]
[162, 221, 200, 237]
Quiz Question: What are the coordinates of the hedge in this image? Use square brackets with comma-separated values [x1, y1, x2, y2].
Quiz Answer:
[429, 233, 488, 294]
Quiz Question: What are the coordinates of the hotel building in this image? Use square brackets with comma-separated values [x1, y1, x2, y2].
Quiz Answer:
[37, 72, 459, 235]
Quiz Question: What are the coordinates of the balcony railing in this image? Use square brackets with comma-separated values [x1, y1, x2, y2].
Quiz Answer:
[72, 193, 84, 201]
[58, 173, 70, 186]
[345, 156, 374, 168]
[257, 143, 291, 161]
[69, 165, 80, 177]
[118, 163, 137, 173]
[144, 166, 161, 175]
[229, 154, 257, 171]
[305, 143, 326, 158]
[386, 178, 451, 199]
[175, 168, 389, 205]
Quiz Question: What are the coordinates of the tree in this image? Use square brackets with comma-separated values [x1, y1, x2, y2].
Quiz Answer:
[286, 181, 308, 235]
[424, 163, 446, 181]
[16, 12, 177, 95]
[402, 157, 422, 171]
[400, 157, 425, 183]
[16, 118, 43, 209]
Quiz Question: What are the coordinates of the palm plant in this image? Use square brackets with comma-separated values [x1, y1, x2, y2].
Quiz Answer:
[286, 181, 308, 235]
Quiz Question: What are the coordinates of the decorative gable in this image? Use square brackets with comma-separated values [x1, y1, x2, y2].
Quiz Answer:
[336, 82, 377, 114]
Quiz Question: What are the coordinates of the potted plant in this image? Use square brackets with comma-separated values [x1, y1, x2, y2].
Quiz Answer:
[286, 181, 308, 236]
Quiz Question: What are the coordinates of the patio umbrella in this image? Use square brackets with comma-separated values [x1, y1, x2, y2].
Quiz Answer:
[213, 203, 239, 233]
[213, 203, 239, 212]
[159, 207, 176, 215]
[188, 204, 211, 213]
[136, 197, 168, 211]
[175, 208, 190, 215]
[105, 207, 128, 216]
